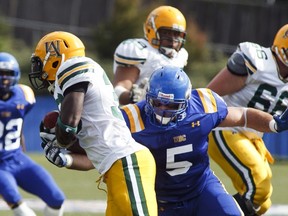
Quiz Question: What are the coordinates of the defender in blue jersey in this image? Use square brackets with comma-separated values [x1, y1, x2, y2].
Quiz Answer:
[120, 66, 288, 216]
[0, 53, 65, 216]
[40, 66, 288, 215]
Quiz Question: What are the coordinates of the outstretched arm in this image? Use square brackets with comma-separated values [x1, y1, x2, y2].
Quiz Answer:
[219, 107, 287, 133]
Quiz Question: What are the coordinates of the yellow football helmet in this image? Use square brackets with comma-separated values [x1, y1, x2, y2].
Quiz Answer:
[272, 24, 288, 67]
[144, 6, 186, 58]
[29, 31, 85, 92]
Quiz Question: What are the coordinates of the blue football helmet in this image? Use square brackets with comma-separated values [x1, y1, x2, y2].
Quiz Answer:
[0, 52, 20, 93]
[146, 66, 191, 127]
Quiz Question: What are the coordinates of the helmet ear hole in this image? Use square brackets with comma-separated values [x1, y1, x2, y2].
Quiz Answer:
[52, 61, 59, 68]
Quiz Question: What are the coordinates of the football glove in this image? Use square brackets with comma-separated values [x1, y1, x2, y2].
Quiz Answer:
[130, 78, 149, 103]
[43, 141, 68, 168]
[273, 108, 288, 132]
[39, 121, 56, 147]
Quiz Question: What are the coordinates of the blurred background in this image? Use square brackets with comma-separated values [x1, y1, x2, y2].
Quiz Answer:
[1, 0, 288, 158]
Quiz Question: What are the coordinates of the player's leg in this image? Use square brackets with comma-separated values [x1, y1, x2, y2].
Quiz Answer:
[0, 170, 36, 216]
[196, 171, 243, 216]
[208, 130, 272, 215]
[104, 148, 157, 216]
[14, 153, 65, 215]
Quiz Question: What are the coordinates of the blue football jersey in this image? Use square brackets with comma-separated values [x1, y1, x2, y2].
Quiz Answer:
[0, 84, 35, 155]
[121, 88, 228, 202]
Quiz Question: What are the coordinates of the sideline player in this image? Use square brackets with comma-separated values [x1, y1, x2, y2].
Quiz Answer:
[113, 5, 188, 105]
[0, 52, 65, 216]
[207, 24, 288, 215]
[28, 31, 157, 216]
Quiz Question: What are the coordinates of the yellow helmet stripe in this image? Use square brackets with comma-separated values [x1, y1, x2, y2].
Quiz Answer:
[122, 104, 144, 133]
[197, 88, 217, 113]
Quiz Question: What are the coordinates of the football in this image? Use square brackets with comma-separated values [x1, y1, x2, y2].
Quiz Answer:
[43, 110, 60, 129]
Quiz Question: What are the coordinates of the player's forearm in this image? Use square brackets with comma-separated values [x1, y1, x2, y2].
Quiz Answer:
[66, 153, 94, 171]
[246, 108, 273, 132]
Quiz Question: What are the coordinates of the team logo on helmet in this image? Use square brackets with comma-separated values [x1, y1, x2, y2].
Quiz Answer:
[147, 15, 157, 29]
[158, 92, 174, 100]
[45, 41, 61, 57]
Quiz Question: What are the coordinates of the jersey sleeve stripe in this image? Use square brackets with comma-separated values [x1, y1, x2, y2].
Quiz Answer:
[57, 63, 94, 89]
[243, 53, 257, 74]
[122, 104, 144, 133]
[58, 61, 90, 78]
[114, 53, 146, 65]
[197, 88, 217, 113]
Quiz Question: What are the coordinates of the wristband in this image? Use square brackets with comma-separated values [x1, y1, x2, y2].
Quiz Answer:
[114, 85, 128, 98]
[57, 116, 78, 134]
[65, 154, 73, 168]
[269, 119, 278, 133]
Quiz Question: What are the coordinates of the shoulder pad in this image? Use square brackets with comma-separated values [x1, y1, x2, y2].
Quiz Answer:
[121, 104, 145, 133]
[19, 84, 36, 104]
[114, 39, 149, 66]
[194, 88, 223, 113]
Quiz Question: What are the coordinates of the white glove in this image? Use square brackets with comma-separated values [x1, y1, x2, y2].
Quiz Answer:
[131, 78, 149, 103]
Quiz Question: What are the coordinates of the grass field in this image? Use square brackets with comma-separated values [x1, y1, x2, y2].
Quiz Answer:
[0, 153, 287, 215]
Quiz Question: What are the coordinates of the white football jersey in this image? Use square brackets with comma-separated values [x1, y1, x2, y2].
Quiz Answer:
[54, 56, 147, 174]
[221, 42, 288, 136]
[113, 38, 188, 85]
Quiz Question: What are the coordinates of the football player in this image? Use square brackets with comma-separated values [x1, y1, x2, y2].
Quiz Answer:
[207, 24, 288, 215]
[39, 66, 288, 216]
[0, 52, 65, 216]
[29, 31, 157, 216]
[113, 5, 188, 105]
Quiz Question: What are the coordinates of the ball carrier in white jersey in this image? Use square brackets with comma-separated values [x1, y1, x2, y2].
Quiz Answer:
[29, 31, 157, 216]
[207, 24, 288, 215]
[113, 5, 188, 105]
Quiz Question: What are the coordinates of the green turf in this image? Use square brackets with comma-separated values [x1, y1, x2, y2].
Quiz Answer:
[1, 153, 287, 215]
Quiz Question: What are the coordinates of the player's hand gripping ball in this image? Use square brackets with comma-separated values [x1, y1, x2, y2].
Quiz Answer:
[43, 110, 60, 132]
[40, 110, 59, 148]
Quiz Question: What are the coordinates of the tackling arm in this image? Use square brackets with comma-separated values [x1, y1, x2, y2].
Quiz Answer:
[219, 107, 288, 133]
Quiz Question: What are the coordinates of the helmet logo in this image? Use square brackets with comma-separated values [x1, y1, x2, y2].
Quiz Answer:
[147, 15, 157, 32]
[45, 41, 61, 57]
[158, 92, 174, 99]
[0, 62, 14, 70]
